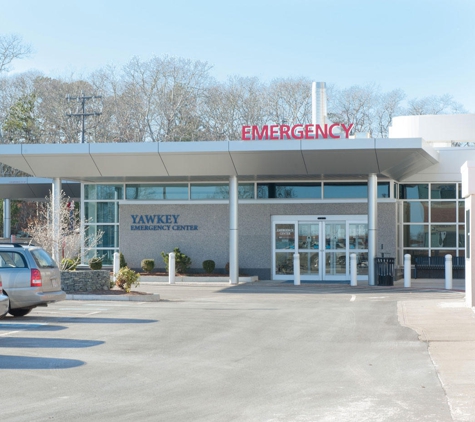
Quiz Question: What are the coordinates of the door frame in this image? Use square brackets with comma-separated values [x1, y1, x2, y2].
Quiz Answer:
[272, 215, 368, 281]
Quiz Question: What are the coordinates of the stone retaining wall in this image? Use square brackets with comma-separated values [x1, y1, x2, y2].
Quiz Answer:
[61, 270, 110, 293]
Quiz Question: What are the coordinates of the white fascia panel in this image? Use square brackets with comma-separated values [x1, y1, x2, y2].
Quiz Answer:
[159, 141, 234, 176]
[375, 138, 439, 180]
[21, 144, 101, 178]
[0, 145, 35, 175]
[230, 140, 305, 176]
[461, 161, 475, 198]
[302, 139, 378, 175]
[89, 142, 167, 177]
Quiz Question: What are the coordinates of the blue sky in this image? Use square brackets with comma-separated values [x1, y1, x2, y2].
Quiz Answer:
[1, 0, 474, 111]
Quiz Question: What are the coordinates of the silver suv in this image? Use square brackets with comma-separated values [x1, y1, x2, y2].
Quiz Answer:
[0, 278, 9, 318]
[0, 244, 66, 317]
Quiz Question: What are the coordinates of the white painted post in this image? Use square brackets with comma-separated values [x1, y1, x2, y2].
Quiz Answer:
[350, 253, 357, 286]
[169, 252, 176, 285]
[404, 254, 412, 288]
[293, 253, 300, 286]
[113, 252, 120, 284]
[445, 254, 453, 290]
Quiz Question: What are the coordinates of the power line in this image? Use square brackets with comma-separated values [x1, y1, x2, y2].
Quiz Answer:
[66, 93, 102, 143]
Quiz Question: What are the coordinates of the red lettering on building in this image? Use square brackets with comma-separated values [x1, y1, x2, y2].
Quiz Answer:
[243, 124, 354, 140]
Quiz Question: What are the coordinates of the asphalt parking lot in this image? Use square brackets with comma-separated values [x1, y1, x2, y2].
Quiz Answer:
[0, 281, 473, 422]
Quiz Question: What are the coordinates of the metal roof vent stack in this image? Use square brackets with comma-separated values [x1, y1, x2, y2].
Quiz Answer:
[312, 82, 327, 126]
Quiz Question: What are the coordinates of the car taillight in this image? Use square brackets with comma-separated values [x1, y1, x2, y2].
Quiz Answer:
[31, 269, 42, 287]
[0, 280, 3, 294]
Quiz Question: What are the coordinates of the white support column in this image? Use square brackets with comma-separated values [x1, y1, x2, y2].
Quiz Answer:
[368, 174, 378, 286]
[3, 199, 11, 239]
[52, 178, 61, 265]
[461, 161, 475, 307]
[229, 176, 239, 285]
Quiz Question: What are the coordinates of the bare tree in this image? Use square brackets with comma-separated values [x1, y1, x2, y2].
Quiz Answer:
[406, 94, 467, 115]
[266, 77, 312, 125]
[328, 84, 378, 136]
[374, 89, 406, 138]
[202, 76, 269, 140]
[121, 56, 212, 142]
[26, 191, 103, 270]
[0, 34, 32, 73]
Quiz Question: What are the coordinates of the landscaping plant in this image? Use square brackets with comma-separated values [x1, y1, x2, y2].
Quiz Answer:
[141, 259, 155, 273]
[161, 247, 192, 274]
[202, 260, 215, 274]
[119, 252, 127, 268]
[88, 257, 103, 270]
[61, 258, 77, 271]
[115, 266, 140, 293]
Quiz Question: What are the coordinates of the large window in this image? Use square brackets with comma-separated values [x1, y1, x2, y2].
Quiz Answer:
[258, 183, 321, 199]
[258, 181, 390, 199]
[126, 184, 188, 200]
[399, 182, 464, 262]
[83, 184, 123, 265]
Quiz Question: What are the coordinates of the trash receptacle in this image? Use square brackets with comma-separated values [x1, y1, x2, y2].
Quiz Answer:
[375, 257, 395, 286]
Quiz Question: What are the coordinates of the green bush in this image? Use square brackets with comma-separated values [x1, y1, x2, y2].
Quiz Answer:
[115, 267, 140, 293]
[88, 257, 103, 270]
[119, 252, 127, 268]
[141, 259, 155, 273]
[202, 260, 215, 273]
[161, 247, 192, 274]
[61, 258, 77, 271]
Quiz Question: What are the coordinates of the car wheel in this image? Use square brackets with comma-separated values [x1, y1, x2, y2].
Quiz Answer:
[9, 308, 32, 317]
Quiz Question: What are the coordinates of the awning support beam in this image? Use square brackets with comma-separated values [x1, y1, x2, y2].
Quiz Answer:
[229, 176, 239, 285]
[368, 174, 378, 286]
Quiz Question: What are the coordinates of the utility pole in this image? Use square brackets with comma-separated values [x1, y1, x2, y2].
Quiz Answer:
[66, 93, 102, 143]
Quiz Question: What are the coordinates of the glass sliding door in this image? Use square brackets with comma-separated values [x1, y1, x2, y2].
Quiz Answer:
[272, 216, 368, 281]
[298, 223, 320, 277]
[274, 223, 296, 276]
[324, 222, 347, 279]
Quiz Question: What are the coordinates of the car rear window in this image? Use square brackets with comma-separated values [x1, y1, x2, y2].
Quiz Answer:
[0, 251, 27, 268]
[30, 248, 57, 268]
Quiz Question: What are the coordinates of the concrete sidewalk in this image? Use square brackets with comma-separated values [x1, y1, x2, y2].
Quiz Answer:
[393, 278, 475, 422]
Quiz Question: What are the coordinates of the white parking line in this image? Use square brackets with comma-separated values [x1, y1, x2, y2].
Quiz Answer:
[350, 295, 356, 302]
[0, 331, 19, 336]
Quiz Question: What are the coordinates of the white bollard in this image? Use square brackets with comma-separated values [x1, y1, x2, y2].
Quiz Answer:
[445, 254, 453, 290]
[169, 252, 176, 285]
[404, 254, 412, 288]
[350, 253, 357, 286]
[113, 252, 120, 283]
[293, 253, 300, 286]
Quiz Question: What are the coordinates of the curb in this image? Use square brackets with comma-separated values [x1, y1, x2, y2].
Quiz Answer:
[66, 293, 160, 302]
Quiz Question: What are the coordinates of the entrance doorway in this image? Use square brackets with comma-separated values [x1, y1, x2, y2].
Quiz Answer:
[272, 215, 368, 281]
